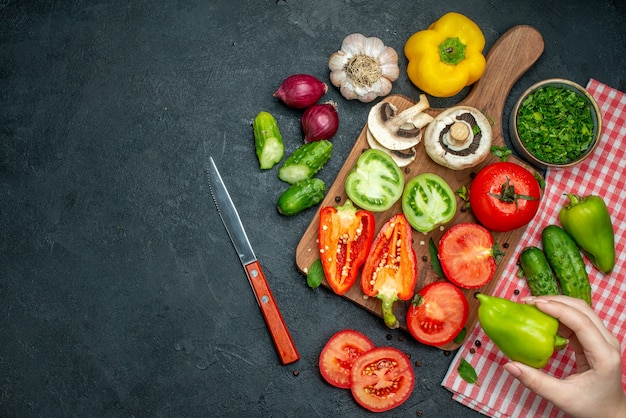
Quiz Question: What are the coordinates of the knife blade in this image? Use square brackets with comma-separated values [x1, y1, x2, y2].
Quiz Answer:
[206, 157, 299, 365]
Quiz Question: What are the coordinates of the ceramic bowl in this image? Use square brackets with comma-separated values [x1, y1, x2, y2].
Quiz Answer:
[509, 78, 602, 169]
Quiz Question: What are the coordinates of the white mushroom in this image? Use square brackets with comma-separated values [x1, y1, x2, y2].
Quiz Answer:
[424, 106, 493, 170]
[366, 128, 417, 167]
[367, 94, 434, 150]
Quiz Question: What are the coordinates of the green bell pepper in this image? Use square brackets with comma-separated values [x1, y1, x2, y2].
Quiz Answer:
[559, 194, 615, 274]
[477, 294, 568, 369]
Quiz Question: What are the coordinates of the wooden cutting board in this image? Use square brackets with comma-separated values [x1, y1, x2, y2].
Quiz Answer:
[295, 25, 545, 350]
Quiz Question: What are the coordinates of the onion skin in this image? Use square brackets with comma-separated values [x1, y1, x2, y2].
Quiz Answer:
[302, 101, 339, 143]
[274, 74, 328, 109]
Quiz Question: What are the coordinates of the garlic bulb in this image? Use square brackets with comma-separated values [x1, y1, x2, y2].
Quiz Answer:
[328, 33, 400, 103]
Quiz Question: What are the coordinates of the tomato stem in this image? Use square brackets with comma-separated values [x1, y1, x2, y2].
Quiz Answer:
[488, 176, 537, 211]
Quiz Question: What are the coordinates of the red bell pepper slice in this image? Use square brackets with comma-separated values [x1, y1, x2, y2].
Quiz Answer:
[361, 213, 417, 329]
[318, 200, 375, 295]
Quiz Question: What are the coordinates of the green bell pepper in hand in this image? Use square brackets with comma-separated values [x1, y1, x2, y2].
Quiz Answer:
[559, 194, 615, 274]
[477, 294, 568, 368]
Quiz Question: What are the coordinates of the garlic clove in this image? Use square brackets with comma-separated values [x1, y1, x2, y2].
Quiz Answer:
[328, 52, 347, 72]
[363, 36, 385, 57]
[357, 90, 379, 103]
[329, 68, 347, 87]
[340, 84, 359, 101]
[379, 49, 400, 80]
[341, 33, 366, 54]
[377, 78, 393, 97]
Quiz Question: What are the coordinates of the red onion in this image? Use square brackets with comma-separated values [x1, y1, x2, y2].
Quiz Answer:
[273, 74, 328, 109]
[301, 101, 339, 143]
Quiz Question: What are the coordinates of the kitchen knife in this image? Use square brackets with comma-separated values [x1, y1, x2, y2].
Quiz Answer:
[206, 157, 299, 365]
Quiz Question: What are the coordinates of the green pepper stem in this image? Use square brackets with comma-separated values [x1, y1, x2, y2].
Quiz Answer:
[380, 297, 399, 329]
[564, 193, 582, 208]
[439, 37, 466, 65]
[554, 334, 569, 350]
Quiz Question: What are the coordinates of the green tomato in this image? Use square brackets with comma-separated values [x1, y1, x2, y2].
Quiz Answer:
[345, 149, 404, 212]
[401, 173, 457, 232]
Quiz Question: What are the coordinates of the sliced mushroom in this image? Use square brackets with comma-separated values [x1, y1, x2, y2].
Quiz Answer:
[366, 128, 417, 167]
[424, 106, 493, 170]
[367, 94, 434, 150]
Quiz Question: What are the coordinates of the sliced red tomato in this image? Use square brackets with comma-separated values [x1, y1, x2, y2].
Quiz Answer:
[318, 330, 376, 389]
[350, 347, 414, 412]
[438, 223, 497, 289]
[318, 200, 375, 295]
[469, 161, 541, 232]
[407, 282, 469, 346]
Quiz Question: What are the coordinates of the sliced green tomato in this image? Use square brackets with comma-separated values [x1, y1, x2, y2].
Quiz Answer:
[402, 173, 457, 233]
[345, 149, 404, 212]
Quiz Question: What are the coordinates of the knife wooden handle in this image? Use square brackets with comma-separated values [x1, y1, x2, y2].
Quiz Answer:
[244, 260, 300, 365]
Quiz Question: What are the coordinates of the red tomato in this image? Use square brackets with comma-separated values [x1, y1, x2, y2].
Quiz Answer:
[438, 223, 496, 289]
[350, 347, 414, 412]
[469, 162, 541, 232]
[407, 282, 469, 346]
[318, 330, 375, 389]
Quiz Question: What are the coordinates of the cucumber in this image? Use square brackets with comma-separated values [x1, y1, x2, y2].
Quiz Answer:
[277, 178, 326, 216]
[519, 246, 560, 296]
[253, 111, 284, 170]
[541, 225, 592, 305]
[278, 140, 332, 184]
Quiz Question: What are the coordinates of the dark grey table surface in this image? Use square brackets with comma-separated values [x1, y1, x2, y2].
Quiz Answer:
[2, 1, 625, 417]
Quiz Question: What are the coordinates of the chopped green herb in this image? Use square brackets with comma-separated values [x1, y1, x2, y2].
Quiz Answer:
[456, 185, 471, 211]
[492, 241, 505, 263]
[516, 86, 595, 164]
[490, 145, 512, 161]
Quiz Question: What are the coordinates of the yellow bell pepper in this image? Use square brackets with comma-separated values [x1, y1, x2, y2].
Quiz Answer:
[404, 12, 486, 98]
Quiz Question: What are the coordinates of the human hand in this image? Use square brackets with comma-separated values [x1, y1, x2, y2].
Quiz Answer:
[503, 295, 626, 418]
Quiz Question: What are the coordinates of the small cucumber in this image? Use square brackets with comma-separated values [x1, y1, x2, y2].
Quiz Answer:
[541, 225, 591, 305]
[253, 111, 284, 170]
[277, 178, 326, 216]
[519, 246, 560, 296]
[278, 140, 332, 184]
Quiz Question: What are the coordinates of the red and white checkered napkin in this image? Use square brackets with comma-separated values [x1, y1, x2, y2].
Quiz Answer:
[442, 79, 626, 418]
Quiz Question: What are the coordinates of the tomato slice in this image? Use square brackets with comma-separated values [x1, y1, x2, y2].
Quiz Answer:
[345, 149, 404, 212]
[407, 282, 469, 346]
[350, 347, 414, 412]
[402, 173, 457, 233]
[318, 330, 376, 389]
[438, 223, 497, 289]
[469, 161, 541, 232]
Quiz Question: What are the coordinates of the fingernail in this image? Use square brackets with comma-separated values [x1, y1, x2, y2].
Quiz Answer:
[503, 362, 522, 377]
[520, 296, 536, 303]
